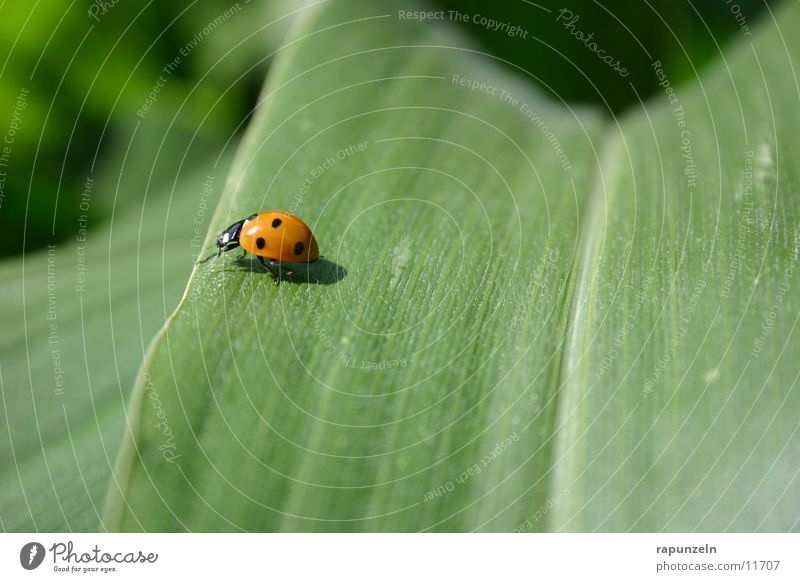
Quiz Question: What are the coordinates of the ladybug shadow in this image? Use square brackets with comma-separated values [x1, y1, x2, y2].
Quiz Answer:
[234, 256, 347, 285]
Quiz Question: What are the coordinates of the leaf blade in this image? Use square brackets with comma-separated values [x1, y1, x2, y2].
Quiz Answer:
[552, 3, 800, 531]
[104, 0, 606, 531]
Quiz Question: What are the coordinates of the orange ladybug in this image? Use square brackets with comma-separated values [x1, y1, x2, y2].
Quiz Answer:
[206, 211, 319, 280]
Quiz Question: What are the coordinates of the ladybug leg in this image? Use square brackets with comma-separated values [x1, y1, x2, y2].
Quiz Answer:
[269, 262, 282, 285]
[271, 260, 293, 281]
[257, 256, 281, 284]
[240, 249, 247, 259]
[277, 261, 294, 279]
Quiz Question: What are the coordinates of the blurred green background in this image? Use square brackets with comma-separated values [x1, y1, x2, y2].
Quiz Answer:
[0, 0, 770, 258]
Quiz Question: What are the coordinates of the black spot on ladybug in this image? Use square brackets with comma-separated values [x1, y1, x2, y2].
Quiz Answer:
[256, 237, 266, 250]
[293, 241, 304, 255]
[247, 213, 258, 221]
[271, 218, 282, 228]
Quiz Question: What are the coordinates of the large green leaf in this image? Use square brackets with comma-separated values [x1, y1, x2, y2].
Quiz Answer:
[0, 147, 234, 531]
[552, 11, 800, 531]
[103, 0, 605, 532]
[105, 0, 800, 531]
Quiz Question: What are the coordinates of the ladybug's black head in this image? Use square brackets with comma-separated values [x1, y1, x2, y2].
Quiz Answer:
[215, 219, 245, 255]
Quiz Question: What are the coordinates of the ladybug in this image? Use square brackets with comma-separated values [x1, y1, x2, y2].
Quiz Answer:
[202, 211, 319, 281]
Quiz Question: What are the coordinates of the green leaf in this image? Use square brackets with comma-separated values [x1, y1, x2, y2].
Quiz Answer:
[103, 0, 605, 532]
[0, 148, 234, 531]
[552, 11, 800, 531]
[105, 0, 800, 531]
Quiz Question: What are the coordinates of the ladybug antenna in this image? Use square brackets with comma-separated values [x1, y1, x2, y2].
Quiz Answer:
[196, 252, 216, 265]
[196, 245, 221, 265]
